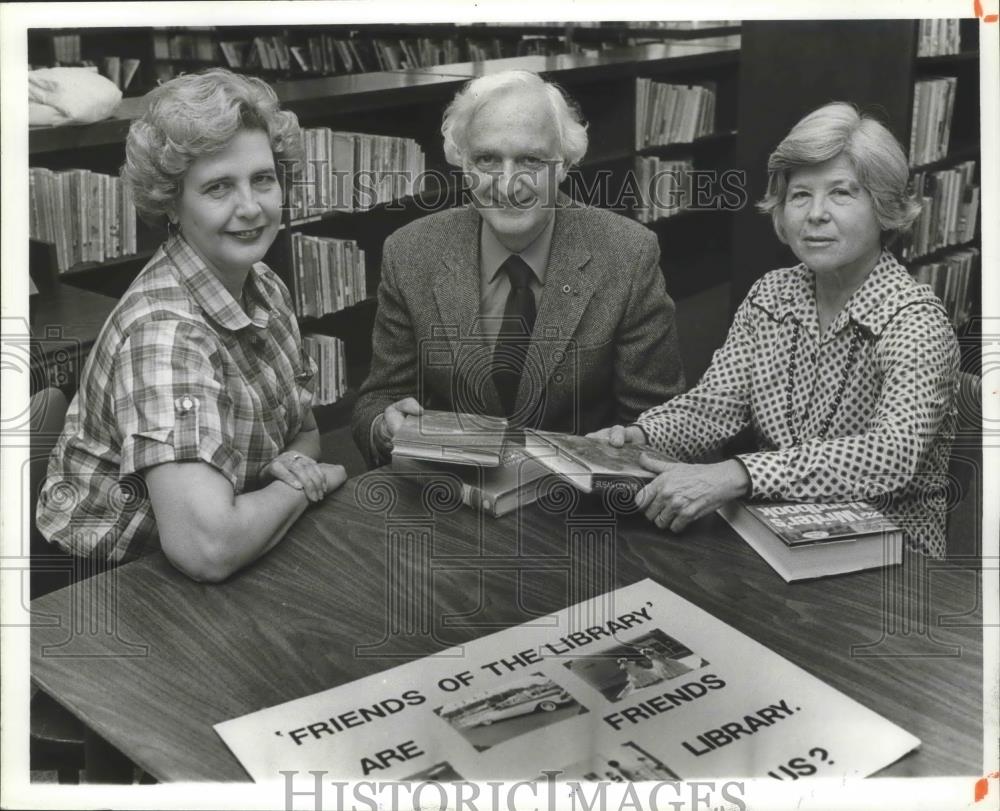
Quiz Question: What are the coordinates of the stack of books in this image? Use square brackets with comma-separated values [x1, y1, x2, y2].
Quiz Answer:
[390, 411, 673, 517]
[29, 168, 137, 273]
[916, 19, 962, 57]
[633, 157, 694, 223]
[301, 333, 347, 405]
[911, 247, 979, 328]
[719, 500, 903, 582]
[289, 128, 426, 219]
[901, 159, 978, 260]
[909, 76, 958, 166]
[635, 79, 716, 149]
[290, 233, 367, 319]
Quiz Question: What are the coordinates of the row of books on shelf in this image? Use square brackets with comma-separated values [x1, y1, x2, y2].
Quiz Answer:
[289, 128, 426, 220]
[288, 34, 463, 74]
[633, 158, 694, 223]
[916, 18, 964, 57]
[49, 34, 82, 63]
[582, 20, 741, 30]
[635, 78, 716, 149]
[911, 247, 979, 329]
[909, 76, 957, 167]
[29, 168, 137, 273]
[153, 30, 218, 61]
[899, 159, 979, 261]
[172, 30, 572, 76]
[302, 334, 347, 406]
[291, 233, 367, 320]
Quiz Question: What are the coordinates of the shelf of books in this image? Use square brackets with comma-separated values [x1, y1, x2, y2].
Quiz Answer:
[907, 19, 981, 342]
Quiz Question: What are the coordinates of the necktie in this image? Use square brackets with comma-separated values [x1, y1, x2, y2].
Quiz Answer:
[492, 254, 537, 416]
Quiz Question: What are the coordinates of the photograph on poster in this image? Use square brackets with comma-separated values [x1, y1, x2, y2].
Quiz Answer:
[563, 740, 682, 782]
[563, 627, 707, 701]
[434, 672, 587, 751]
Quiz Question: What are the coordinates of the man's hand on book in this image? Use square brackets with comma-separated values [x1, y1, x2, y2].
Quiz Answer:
[374, 397, 423, 456]
[635, 457, 751, 533]
[586, 424, 646, 447]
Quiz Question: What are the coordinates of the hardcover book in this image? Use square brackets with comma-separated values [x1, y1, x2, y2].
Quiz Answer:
[718, 500, 903, 582]
[392, 411, 510, 467]
[521, 430, 673, 494]
[391, 447, 552, 518]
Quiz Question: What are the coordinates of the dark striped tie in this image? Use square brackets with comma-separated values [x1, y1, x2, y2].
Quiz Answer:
[492, 254, 537, 416]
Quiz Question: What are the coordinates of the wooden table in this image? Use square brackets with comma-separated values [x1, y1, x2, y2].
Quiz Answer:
[29, 470, 983, 781]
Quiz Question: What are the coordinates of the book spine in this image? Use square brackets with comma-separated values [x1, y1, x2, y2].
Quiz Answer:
[460, 482, 502, 518]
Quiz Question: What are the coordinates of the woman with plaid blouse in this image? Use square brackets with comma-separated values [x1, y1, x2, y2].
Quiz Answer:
[38, 70, 347, 580]
[592, 102, 959, 557]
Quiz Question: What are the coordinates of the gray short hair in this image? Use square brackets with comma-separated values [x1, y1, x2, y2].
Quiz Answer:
[122, 68, 303, 228]
[757, 102, 920, 243]
[441, 70, 588, 168]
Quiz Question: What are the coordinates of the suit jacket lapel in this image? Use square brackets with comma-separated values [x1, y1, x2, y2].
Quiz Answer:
[516, 205, 594, 413]
[435, 207, 481, 339]
[435, 208, 505, 415]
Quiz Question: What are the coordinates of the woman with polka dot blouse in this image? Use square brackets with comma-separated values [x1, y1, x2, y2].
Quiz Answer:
[591, 102, 958, 558]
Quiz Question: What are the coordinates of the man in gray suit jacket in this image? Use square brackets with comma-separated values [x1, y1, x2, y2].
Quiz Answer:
[352, 70, 684, 467]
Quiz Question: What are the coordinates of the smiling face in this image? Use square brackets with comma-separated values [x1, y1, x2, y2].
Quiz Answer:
[778, 154, 883, 284]
[172, 129, 282, 281]
[464, 88, 566, 253]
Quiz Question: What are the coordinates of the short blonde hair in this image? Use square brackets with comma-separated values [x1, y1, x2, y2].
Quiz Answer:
[757, 102, 920, 243]
[122, 69, 303, 227]
[441, 70, 588, 169]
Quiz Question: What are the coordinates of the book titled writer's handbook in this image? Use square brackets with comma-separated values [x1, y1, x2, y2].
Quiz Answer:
[215, 580, 918, 781]
[719, 500, 903, 582]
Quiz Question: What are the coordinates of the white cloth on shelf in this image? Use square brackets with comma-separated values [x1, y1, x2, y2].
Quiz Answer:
[29, 67, 122, 127]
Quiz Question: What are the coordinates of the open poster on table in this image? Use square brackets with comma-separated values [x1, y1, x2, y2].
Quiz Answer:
[215, 579, 918, 781]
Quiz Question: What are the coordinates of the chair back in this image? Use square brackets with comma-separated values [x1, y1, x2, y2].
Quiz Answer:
[29, 388, 71, 597]
[946, 371, 982, 557]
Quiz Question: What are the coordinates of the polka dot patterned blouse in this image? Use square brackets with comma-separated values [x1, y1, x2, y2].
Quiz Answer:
[636, 251, 959, 557]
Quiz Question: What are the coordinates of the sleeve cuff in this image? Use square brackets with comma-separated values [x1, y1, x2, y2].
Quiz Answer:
[120, 431, 243, 492]
[369, 412, 390, 467]
[734, 452, 772, 500]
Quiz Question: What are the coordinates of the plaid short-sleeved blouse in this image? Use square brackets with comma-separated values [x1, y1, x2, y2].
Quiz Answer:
[37, 233, 316, 564]
[637, 251, 959, 557]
